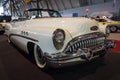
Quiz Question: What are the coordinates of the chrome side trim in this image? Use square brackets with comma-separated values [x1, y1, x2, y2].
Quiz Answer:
[9, 34, 39, 42]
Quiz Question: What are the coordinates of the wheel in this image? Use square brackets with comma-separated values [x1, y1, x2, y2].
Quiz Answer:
[34, 45, 47, 69]
[110, 26, 117, 32]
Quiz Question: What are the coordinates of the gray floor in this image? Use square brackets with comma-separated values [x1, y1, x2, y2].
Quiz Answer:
[108, 30, 120, 40]
[0, 34, 120, 80]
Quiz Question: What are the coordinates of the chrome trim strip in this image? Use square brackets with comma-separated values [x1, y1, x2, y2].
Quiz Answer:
[9, 34, 39, 42]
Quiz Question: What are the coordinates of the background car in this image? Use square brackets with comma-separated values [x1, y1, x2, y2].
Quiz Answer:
[94, 17, 120, 33]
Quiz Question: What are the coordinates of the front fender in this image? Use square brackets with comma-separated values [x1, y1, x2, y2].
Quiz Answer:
[31, 29, 72, 55]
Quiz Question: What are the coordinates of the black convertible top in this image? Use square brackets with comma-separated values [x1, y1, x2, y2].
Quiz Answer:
[25, 8, 62, 17]
[27, 8, 59, 12]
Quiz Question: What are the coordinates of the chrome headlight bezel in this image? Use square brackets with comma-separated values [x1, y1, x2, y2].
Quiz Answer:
[52, 29, 65, 50]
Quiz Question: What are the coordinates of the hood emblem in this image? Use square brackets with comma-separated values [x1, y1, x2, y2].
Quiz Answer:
[90, 26, 98, 31]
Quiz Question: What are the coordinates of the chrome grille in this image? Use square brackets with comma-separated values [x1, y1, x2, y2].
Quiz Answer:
[64, 37, 105, 54]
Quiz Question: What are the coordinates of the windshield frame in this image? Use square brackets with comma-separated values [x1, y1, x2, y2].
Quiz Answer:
[24, 8, 62, 19]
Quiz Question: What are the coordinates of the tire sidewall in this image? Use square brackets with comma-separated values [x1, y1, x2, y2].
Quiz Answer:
[34, 45, 46, 69]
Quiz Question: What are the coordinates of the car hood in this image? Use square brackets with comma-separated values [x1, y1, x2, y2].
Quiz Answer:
[11, 17, 99, 38]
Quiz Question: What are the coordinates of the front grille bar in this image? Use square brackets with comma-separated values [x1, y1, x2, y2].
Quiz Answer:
[64, 37, 105, 54]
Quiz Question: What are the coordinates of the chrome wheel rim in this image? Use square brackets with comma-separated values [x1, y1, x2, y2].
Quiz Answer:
[110, 26, 116, 32]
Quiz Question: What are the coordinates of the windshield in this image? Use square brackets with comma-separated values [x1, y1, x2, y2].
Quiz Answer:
[24, 9, 61, 19]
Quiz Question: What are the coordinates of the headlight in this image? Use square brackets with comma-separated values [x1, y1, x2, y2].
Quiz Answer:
[53, 29, 65, 50]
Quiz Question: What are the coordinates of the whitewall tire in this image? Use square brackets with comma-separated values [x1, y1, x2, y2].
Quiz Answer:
[34, 45, 47, 69]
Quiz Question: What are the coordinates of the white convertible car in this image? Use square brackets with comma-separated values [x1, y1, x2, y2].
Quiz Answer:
[6, 9, 115, 69]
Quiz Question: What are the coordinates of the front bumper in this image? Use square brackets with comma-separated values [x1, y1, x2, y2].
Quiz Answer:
[44, 40, 115, 68]
[44, 50, 106, 68]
